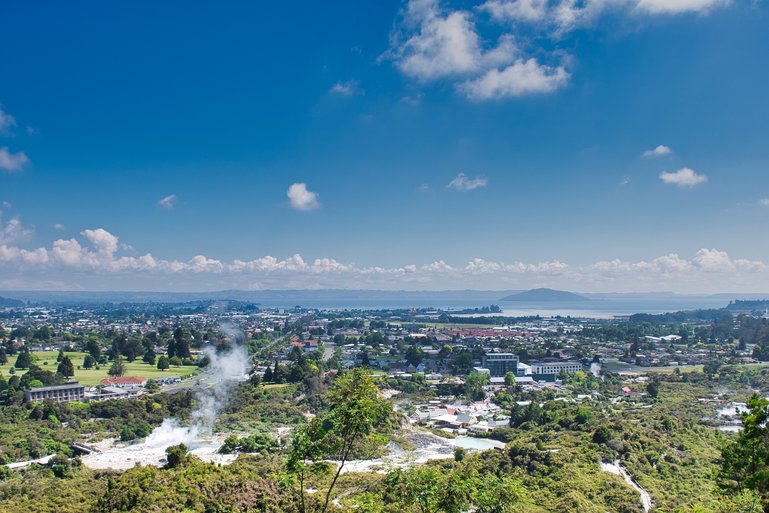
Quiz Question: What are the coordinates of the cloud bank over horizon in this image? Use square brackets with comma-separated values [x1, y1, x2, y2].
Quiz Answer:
[1, 216, 767, 294]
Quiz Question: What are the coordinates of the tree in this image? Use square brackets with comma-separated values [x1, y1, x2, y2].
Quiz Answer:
[405, 345, 425, 367]
[288, 369, 392, 513]
[450, 352, 475, 375]
[473, 474, 525, 513]
[387, 464, 476, 513]
[84, 338, 101, 359]
[142, 349, 156, 365]
[646, 380, 660, 399]
[175, 337, 190, 359]
[14, 349, 31, 369]
[57, 356, 75, 378]
[108, 356, 126, 377]
[465, 371, 490, 401]
[173, 327, 190, 358]
[157, 355, 170, 370]
[0, 348, 6, 365]
[504, 371, 517, 388]
[165, 443, 189, 468]
[83, 354, 96, 369]
[167, 338, 177, 359]
[720, 394, 769, 496]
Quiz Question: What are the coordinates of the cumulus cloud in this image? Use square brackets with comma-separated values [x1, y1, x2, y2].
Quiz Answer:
[0, 147, 30, 172]
[659, 167, 708, 187]
[447, 172, 488, 191]
[480, 0, 549, 22]
[391, 5, 490, 80]
[82, 228, 119, 255]
[0, 214, 34, 245]
[635, 0, 731, 15]
[157, 194, 177, 209]
[330, 80, 362, 96]
[0, 106, 17, 135]
[460, 58, 570, 99]
[287, 183, 321, 211]
[465, 257, 569, 274]
[386, 0, 730, 100]
[386, 0, 551, 98]
[1, 220, 768, 292]
[642, 144, 672, 157]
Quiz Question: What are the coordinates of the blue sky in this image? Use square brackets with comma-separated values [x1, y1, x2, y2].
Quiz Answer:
[1, 0, 769, 292]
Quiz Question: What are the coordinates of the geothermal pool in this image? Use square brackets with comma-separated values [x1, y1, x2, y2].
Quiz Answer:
[82, 419, 237, 470]
[82, 422, 505, 472]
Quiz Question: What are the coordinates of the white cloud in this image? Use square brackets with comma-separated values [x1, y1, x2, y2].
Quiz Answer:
[693, 248, 766, 273]
[460, 58, 569, 99]
[394, 8, 484, 80]
[53, 223, 66, 231]
[0, 106, 17, 135]
[330, 80, 362, 96]
[157, 194, 177, 209]
[635, 0, 730, 15]
[479, 0, 549, 22]
[287, 183, 321, 211]
[465, 257, 569, 274]
[187, 255, 224, 273]
[0, 214, 34, 245]
[642, 144, 672, 157]
[1, 220, 769, 292]
[659, 167, 707, 187]
[82, 228, 119, 255]
[419, 183, 430, 191]
[0, 147, 30, 172]
[759, 198, 769, 207]
[447, 172, 488, 191]
[387, 0, 730, 100]
[421, 260, 457, 273]
[389, 1, 519, 82]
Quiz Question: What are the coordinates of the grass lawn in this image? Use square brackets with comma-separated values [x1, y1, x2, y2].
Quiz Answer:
[0, 350, 199, 386]
[603, 360, 769, 375]
[261, 383, 291, 390]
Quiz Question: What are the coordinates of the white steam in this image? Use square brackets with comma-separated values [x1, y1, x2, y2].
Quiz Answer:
[145, 418, 200, 447]
[143, 322, 250, 448]
[190, 340, 249, 432]
[590, 362, 601, 378]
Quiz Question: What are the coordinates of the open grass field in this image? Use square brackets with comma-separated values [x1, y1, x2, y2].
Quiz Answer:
[602, 359, 769, 375]
[0, 350, 200, 386]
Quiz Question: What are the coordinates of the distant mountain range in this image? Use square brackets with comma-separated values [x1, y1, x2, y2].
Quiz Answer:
[0, 296, 25, 307]
[0, 288, 766, 307]
[499, 288, 589, 302]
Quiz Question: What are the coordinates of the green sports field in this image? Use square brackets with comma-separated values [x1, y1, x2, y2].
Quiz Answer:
[0, 350, 199, 386]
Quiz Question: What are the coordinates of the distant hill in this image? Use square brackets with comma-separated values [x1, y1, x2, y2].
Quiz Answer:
[499, 288, 589, 302]
[0, 296, 24, 307]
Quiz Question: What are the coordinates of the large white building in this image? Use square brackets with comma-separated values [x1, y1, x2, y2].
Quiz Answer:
[25, 382, 85, 403]
[529, 360, 583, 375]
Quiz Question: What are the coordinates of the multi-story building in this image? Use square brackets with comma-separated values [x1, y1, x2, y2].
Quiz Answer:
[24, 381, 85, 403]
[482, 353, 519, 377]
[529, 360, 583, 376]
